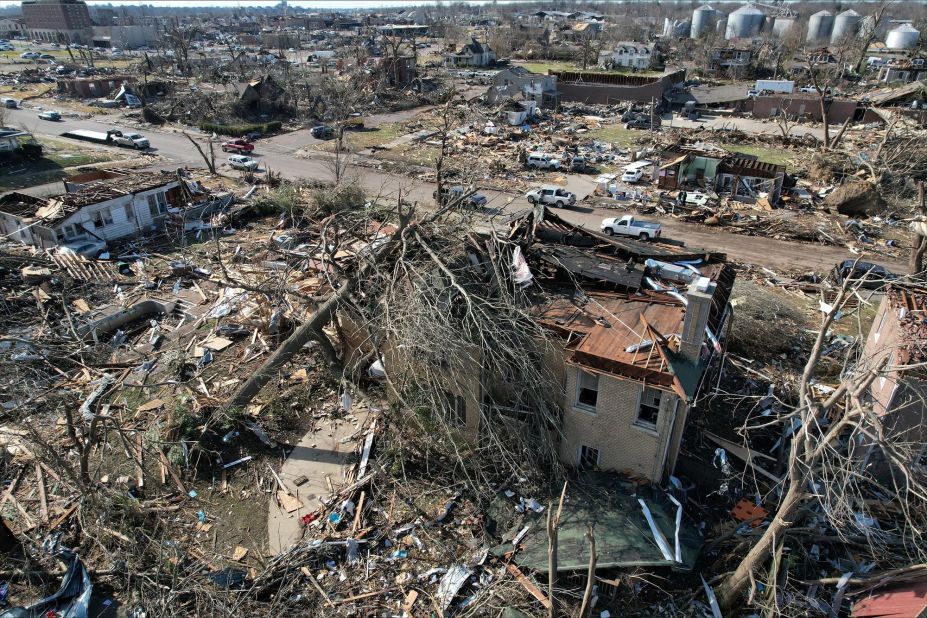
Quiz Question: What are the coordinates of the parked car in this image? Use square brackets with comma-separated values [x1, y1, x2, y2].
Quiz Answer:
[112, 132, 149, 149]
[38, 110, 60, 121]
[600, 215, 662, 240]
[0, 98, 17, 108]
[625, 117, 660, 130]
[38, 53, 55, 60]
[58, 239, 108, 258]
[526, 152, 561, 170]
[433, 185, 488, 208]
[228, 155, 258, 171]
[19, 52, 40, 59]
[525, 186, 576, 208]
[621, 169, 644, 183]
[570, 156, 588, 172]
[311, 125, 334, 139]
[221, 138, 254, 153]
[799, 86, 816, 93]
[833, 259, 895, 289]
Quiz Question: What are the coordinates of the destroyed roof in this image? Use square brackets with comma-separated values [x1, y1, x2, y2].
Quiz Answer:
[0, 192, 45, 218]
[851, 579, 927, 617]
[533, 292, 701, 399]
[535, 245, 644, 289]
[534, 207, 725, 262]
[718, 156, 785, 177]
[492, 475, 701, 572]
[865, 81, 927, 106]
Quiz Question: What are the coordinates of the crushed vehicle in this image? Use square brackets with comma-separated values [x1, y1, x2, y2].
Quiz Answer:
[600, 215, 662, 240]
[832, 259, 896, 289]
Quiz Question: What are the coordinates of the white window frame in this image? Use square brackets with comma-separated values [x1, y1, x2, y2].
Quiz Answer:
[578, 444, 600, 470]
[92, 207, 113, 227]
[635, 386, 662, 431]
[575, 369, 599, 413]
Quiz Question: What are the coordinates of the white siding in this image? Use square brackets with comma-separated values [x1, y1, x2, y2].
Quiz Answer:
[57, 183, 177, 243]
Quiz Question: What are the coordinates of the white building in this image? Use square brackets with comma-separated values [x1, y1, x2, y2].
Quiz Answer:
[443, 38, 496, 67]
[599, 42, 660, 70]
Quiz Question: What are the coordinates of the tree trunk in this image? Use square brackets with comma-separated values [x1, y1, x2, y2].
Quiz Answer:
[820, 95, 831, 149]
[221, 214, 410, 413]
[910, 182, 927, 276]
[717, 479, 802, 609]
[579, 524, 597, 617]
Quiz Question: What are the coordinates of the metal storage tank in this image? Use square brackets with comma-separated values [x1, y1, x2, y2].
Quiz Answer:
[725, 4, 765, 40]
[773, 16, 798, 36]
[831, 9, 861, 42]
[886, 23, 920, 49]
[716, 16, 728, 34]
[806, 10, 834, 43]
[691, 4, 718, 38]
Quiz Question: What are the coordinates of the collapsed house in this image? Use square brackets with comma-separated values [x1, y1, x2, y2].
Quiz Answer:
[487, 67, 560, 109]
[443, 37, 496, 67]
[656, 144, 786, 204]
[0, 169, 232, 249]
[857, 285, 927, 469]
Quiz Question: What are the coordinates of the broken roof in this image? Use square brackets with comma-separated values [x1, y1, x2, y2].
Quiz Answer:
[492, 475, 701, 572]
[888, 286, 927, 371]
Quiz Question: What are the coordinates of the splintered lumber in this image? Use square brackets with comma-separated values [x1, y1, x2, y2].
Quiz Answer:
[220, 216, 410, 413]
[506, 563, 552, 609]
[332, 587, 400, 606]
[704, 431, 782, 484]
[35, 462, 48, 523]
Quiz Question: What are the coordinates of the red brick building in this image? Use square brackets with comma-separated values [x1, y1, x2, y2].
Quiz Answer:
[22, 0, 92, 43]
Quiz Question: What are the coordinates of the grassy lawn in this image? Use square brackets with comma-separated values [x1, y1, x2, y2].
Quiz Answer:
[515, 60, 578, 74]
[583, 124, 639, 148]
[0, 137, 126, 189]
[315, 123, 412, 153]
[722, 144, 794, 167]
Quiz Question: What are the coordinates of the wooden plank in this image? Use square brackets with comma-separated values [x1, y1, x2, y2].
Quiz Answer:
[35, 462, 48, 523]
[703, 431, 781, 484]
[357, 420, 376, 479]
[48, 502, 78, 531]
[506, 563, 551, 609]
[352, 491, 365, 534]
[331, 587, 399, 606]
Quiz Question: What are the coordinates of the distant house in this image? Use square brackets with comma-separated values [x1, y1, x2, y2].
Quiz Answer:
[239, 75, 287, 113]
[487, 66, 560, 108]
[656, 144, 786, 204]
[599, 41, 661, 71]
[56, 75, 134, 98]
[709, 47, 753, 76]
[444, 37, 496, 67]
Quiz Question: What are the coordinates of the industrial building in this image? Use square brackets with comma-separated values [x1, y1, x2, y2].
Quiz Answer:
[21, 0, 92, 43]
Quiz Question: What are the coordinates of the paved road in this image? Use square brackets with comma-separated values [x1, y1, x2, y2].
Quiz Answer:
[5, 106, 905, 274]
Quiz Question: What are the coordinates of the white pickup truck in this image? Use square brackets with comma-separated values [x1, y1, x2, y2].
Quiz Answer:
[525, 186, 576, 208]
[600, 215, 662, 241]
[112, 131, 150, 149]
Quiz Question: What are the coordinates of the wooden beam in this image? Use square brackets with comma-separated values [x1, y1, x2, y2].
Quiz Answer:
[506, 563, 552, 609]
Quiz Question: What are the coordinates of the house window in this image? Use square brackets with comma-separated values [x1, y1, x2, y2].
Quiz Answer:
[92, 207, 113, 227]
[576, 370, 599, 411]
[442, 389, 466, 427]
[147, 194, 166, 217]
[578, 445, 599, 470]
[636, 386, 661, 430]
[123, 204, 135, 221]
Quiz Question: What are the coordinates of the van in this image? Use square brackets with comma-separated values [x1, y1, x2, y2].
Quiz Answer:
[1, 98, 18, 109]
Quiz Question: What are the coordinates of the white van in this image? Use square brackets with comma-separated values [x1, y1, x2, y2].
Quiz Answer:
[526, 152, 561, 170]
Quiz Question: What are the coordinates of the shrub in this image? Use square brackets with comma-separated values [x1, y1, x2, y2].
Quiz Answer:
[200, 120, 283, 137]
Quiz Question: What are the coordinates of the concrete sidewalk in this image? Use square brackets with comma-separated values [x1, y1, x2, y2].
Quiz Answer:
[267, 404, 373, 554]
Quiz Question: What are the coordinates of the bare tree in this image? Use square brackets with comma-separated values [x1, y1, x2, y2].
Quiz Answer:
[716, 278, 927, 609]
[803, 46, 852, 150]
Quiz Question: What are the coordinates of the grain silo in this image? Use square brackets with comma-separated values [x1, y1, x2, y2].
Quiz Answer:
[886, 23, 920, 50]
[831, 9, 861, 43]
[691, 4, 719, 38]
[725, 4, 765, 40]
[716, 16, 728, 34]
[806, 10, 835, 43]
[773, 15, 798, 36]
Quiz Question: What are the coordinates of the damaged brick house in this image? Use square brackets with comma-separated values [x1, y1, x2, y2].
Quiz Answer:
[0, 169, 230, 250]
[344, 209, 733, 483]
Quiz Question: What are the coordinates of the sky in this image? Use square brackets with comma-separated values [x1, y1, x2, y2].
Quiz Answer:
[0, 0, 501, 8]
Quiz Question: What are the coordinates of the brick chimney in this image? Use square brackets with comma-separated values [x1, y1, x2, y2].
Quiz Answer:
[680, 277, 716, 364]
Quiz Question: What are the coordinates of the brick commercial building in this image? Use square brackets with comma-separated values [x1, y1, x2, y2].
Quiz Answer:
[551, 69, 685, 105]
[22, 0, 92, 43]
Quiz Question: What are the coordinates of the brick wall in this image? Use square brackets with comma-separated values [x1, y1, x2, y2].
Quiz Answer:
[558, 366, 682, 481]
[554, 70, 684, 104]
